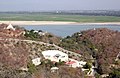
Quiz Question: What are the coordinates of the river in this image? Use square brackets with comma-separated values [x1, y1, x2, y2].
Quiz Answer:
[21, 24, 120, 37]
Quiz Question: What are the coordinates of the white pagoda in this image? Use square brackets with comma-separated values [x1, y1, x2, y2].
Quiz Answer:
[6, 24, 15, 31]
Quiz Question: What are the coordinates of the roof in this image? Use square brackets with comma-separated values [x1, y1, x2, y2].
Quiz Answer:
[51, 67, 59, 70]
[66, 61, 76, 65]
[79, 61, 86, 65]
[32, 57, 41, 66]
[7, 24, 15, 31]
[42, 50, 68, 57]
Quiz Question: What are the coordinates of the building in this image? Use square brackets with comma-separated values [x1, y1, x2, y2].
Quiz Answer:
[66, 58, 86, 68]
[51, 67, 59, 72]
[6, 24, 15, 31]
[42, 50, 68, 62]
[38, 32, 45, 36]
[79, 61, 87, 67]
[0, 23, 25, 37]
[33, 30, 46, 36]
[32, 57, 41, 66]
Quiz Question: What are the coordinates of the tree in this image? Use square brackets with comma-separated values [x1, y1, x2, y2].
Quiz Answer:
[83, 62, 92, 70]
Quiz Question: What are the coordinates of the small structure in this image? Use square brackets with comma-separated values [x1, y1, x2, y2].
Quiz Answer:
[51, 67, 59, 72]
[93, 28, 96, 30]
[32, 57, 41, 66]
[115, 52, 120, 61]
[6, 24, 15, 31]
[20, 67, 28, 71]
[79, 61, 87, 67]
[38, 32, 45, 36]
[33, 30, 39, 33]
[101, 74, 109, 78]
[66, 58, 86, 68]
[33, 30, 46, 36]
[66, 61, 77, 68]
[42, 50, 68, 62]
[0, 23, 25, 37]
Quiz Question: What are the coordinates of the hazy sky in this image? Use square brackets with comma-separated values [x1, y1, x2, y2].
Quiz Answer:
[0, 0, 120, 11]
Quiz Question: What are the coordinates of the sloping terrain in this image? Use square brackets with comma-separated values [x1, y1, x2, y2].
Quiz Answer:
[59, 28, 120, 75]
[0, 38, 84, 78]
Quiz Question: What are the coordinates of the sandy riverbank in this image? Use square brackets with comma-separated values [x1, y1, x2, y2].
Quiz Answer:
[0, 21, 76, 25]
[0, 21, 120, 25]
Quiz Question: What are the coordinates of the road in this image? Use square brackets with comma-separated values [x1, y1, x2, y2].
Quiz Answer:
[0, 37, 81, 57]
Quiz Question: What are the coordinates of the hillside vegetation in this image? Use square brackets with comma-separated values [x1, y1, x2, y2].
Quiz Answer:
[0, 39, 85, 78]
[0, 23, 120, 78]
[59, 28, 120, 76]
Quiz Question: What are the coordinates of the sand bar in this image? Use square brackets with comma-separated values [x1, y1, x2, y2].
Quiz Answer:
[0, 21, 76, 25]
[0, 21, 120, 26]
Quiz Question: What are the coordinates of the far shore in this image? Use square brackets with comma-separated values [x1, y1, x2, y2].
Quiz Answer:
[0, 21, 120, 26]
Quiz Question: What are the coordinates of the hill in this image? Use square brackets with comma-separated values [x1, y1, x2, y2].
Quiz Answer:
[0, 23, 120, 77]
[59, 28, 120, 76]
[0, 24, 84, 78]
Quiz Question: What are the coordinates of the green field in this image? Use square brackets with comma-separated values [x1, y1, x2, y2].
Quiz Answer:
[0, 13, 120, 22]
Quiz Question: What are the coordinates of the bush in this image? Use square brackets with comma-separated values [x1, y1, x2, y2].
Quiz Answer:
[48, 34, 53, 38]
[24, 30, 39, 40]
[109, 68, 120, 78]
[27, 62, 36, 74]
[83, 62, 92, 70]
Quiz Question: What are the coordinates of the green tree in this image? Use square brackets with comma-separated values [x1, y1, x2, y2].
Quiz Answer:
[83, 62, 92, 70]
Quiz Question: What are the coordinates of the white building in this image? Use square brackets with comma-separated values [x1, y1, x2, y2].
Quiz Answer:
[33, 30, 46, 36]
[6, 24, 15, 31]
[51, 67, 59, 72]
[42, 50, 68, 62]
[33, 30, 39, 33]
[32, 57, 41, 66]
[20, 67, 28, 71]
[66, 58, 86, 68]
[79, 61, 87, 67]
[38, 32, 45, 36]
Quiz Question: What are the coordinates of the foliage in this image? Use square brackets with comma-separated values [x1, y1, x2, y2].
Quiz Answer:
[95, 73, 102, 78]
[83, 62, 92, 69]
[48, 34, 53, 38]
[109, 68, 120, 78]
[24, 30, 39, 40]
[59, 28, 120, 75]
[27, 62, 36, 74]
[43, 59, 55, 68]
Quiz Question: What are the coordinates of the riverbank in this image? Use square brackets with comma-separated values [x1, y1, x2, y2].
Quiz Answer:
[0, 21, 76, 25]
[0, 21, 120, 25]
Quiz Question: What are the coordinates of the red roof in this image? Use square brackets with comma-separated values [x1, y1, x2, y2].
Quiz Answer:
[66, 61, 76, 65]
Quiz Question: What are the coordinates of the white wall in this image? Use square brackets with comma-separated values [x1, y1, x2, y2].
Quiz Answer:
[42, 50, 68, 62]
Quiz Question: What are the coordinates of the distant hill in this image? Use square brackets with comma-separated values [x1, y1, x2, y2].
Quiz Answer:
[1, 10, 120, 16]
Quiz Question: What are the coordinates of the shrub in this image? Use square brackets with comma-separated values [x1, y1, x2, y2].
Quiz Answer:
[83, 62, 92, 70]
[109, 68, 120, 78]
[27, 62, 36, 74]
